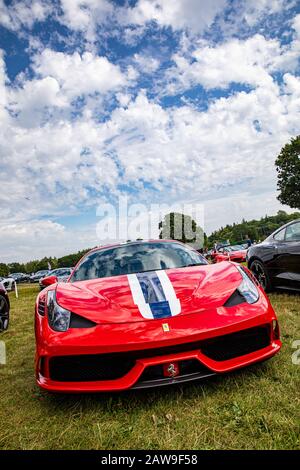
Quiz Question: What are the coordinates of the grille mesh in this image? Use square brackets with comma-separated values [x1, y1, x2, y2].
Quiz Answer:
[201, 325, 270, 361]
[49, 355, 135, 382]
[38, 296, 46, 316]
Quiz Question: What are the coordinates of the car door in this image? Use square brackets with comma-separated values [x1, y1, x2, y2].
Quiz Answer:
[261, 226, 289, 288]
[277, 221, 300, 289]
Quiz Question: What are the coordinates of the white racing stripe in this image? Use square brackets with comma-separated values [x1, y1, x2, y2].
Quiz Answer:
[127, 273, 153, 319]
[155, 270, 181, 316]
[128, 270, 181, 319]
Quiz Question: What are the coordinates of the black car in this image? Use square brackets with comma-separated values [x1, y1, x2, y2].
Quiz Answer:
[247, 219, 300, 292]
[0, 281, 10, 332]
[30, 270, 49, 283]
[9, 272, 30, 283]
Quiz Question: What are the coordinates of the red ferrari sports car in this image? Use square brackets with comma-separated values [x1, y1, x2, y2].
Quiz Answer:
[211, 244, 248, 264]
[35, 240, 281, 393]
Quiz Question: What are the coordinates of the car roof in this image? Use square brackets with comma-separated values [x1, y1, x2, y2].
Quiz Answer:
[270, 218, 300, 237]
[53, 267, 72, 270]
[72, 239, 196, 270]
[86, 239, 187, 255]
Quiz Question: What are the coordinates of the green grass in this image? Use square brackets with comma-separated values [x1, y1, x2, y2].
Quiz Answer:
[0, 284, 299, 450]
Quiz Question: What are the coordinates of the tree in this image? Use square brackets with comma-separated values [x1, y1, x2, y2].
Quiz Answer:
[57, 249, 90, 268]
[7, 262, 25, 274]
[276, 135, 300, 209]
[207, 210, 300, 247]
[0, 263, 8, 277]
[158, 212, 204, 249]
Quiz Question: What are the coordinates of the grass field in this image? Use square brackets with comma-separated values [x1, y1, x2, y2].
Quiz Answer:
[0, 283, 299, 450]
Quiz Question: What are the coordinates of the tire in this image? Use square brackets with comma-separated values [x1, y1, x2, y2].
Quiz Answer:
[249, 259, 272, 292]
[0, 295, 9, 332]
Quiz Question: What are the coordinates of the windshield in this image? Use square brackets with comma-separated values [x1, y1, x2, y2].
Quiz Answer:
[224, 244, 247, 252]
[71, 242, 207, 282]
[50, 268, 71, 276]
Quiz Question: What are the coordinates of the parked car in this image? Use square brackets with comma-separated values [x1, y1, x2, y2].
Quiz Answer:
[211, 244, 248, 263]
[39, 268, 73, 290]
[35, 240, 280, 393]
[9, 272, 30, 283]
[0, 276, 15, 291]
[0, 281, 10, 332]
[30, 270, 50, 283]
[247, 219, 300, 291]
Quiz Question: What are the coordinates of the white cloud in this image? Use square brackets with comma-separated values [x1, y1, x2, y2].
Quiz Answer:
[8, 76, 66, 127]
[0, 0, 53, 31]
[60, 0, 112, 29]
[133, 53, 160, 74]
[0, 5, 300, 261]
[5, 48, 133, 128]
[0, 0, 292, 40]
[0, 51, 8, 120]
[166, 30, 300, 94]
[124, 0, 227, 33]
[1, 40, 300, 250]
[242, 0, 289, 27]
[116, 92, 132, 107]
[102, 87, 291, 198]
[32, 49, 128, 101]
[204, 191, 293, 235]
[59, 0, 113, 41]
[0, 219, 102, 263]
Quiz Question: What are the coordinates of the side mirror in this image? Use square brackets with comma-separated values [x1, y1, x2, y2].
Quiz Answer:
[42, 275, 58, 286]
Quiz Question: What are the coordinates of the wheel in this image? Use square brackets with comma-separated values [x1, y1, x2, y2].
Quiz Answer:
[250, 260, 272, 292]
[0, 295, 9, 332]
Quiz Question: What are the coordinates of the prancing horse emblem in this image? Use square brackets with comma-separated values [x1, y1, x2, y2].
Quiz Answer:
[167, 363, 178, 377]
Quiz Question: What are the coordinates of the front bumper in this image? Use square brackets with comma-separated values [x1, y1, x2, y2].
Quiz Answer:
[35, 299, 281, 392]
[37, 339, 281, 392]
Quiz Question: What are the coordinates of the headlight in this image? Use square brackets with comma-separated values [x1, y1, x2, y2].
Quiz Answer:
[47, 290, 71, 332]
[236, 266, 259, 304]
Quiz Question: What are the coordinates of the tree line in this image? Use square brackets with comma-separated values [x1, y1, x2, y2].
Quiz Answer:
[1, 210, 299, 277]
[0, 248, 91, 277]
[207, 210, 300, 247]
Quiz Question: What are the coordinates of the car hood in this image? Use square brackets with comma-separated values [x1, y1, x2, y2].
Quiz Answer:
[229, 250, 247, 256]
[55, 262, 243, 324]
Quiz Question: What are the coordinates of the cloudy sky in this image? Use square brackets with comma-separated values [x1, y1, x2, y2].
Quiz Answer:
[0, 0, 299, 262]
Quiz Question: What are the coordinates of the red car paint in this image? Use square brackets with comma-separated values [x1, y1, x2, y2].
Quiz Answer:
[40, 275, 58, 289]
[211, 249, 247, 264]
[35, 241, 281, 393]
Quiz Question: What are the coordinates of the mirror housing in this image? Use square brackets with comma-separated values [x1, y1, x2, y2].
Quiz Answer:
[42, 275, 58, 286]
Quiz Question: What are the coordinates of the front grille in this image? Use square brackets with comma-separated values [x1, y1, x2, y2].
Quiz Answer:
[201, 325, 270, 361]
[49, 355, 135, 382]
[48, 325, 271, 382]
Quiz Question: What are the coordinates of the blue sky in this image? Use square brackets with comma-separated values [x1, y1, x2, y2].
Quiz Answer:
[0, 0, 299, 262]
